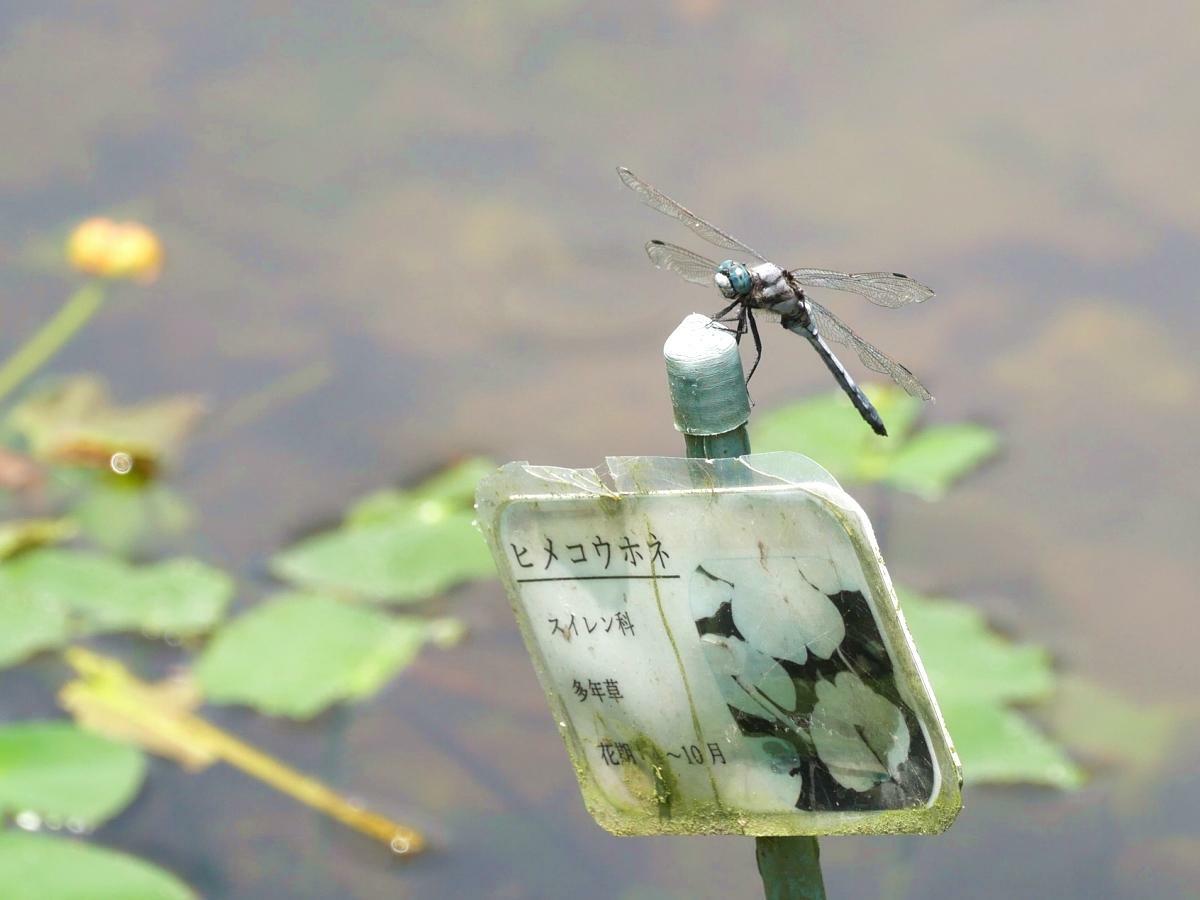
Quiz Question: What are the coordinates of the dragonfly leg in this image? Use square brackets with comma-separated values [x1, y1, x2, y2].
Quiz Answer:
[714, 305, 749, 340]
[711, 298, 740, 321]
[710, 301, 745, 337]
[745, 308, 763, 382]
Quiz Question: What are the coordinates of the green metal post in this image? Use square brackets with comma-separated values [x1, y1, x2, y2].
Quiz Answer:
[663, 314, 828, 900]
[756, 835, 827, 900]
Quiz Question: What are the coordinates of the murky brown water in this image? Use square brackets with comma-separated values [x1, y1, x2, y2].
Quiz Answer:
[2, 2, 1198, 897]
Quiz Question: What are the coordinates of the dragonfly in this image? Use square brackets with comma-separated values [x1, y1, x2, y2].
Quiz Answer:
[617, 166, 934, 436]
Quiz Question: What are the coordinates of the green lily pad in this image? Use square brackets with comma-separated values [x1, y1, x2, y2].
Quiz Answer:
[753, 385, 922, 471]
[898, 588, 1053, 705]
[69, 478, 193, 557]
[0, 518, 77, 669]
[0, 722, 145, 827]
[348, 456, 497, 524]
[899, 588, 1084, 788]
[271, 513, 494, 602]
[0, 548, 233, 639]
[0, 591, 69, 668]
[0, 832, 194, 900]
[272, 458, 497, 602]
[1047, 676, 1186, 774]
[883, 424, 999, 500]
[934, 700, 1083, 789]
[195, 592, 463, 718]
[752, 385, 998, 499]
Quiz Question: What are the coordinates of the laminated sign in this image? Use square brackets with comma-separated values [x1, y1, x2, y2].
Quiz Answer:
[476, 453, 962, 836]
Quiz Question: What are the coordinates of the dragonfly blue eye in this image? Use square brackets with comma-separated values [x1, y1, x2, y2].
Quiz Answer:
[718, 260, 751, 295]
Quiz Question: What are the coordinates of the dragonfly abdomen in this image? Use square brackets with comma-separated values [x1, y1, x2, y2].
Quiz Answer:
[797, 327, 888, 437]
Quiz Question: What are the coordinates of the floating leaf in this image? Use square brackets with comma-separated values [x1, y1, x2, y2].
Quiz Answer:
[0, 591, 69, 669]
[1047, 676, 1186, 774]
[0, 833, 194, 900]
[0, 548, 233, 638]
[342, 490, 419, 528]
[69, 478, 193, 556]
[753, 385, 922, 473]
[271, 513, 494, 602]
[899, 588, 1083, 788]
[883, 423, 999, 500]
[753, 385, 998, 498]
[410, 456, 498, 503]
[196, 592, 462, 718]
[898, 589, 1052, 705]
[934, 700, 1083, 789]
[0, 722, 145, 827]
[346, 456, 496, 526]
[0, 518, 77, 561]
[7, 376, 204, 473]
[273, 458, 497, 602]
[753, 389, 897, 480]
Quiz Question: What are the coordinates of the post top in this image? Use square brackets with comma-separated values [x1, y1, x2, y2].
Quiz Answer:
[663, 314, 751, 436]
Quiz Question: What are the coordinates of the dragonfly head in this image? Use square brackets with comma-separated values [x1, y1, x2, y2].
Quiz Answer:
[715, 260, 752, 299]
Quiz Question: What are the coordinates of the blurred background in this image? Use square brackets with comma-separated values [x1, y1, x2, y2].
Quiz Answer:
[1, 1, 1197, 898]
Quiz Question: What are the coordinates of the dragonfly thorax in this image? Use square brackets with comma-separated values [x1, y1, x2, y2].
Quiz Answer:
[715, 259, 752, 298]
[746, 261, 794, 309]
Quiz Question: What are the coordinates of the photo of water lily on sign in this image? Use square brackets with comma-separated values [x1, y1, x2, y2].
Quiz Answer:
[692, 556, 937, 813]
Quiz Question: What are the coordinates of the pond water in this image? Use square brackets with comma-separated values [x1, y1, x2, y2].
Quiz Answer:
[1, 2, 1198, 897]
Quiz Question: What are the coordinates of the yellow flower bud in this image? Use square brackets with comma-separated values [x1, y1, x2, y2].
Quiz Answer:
[67, 218, 163, 283]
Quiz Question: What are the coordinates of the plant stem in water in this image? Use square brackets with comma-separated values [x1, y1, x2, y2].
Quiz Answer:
[0, 282, 106, 404]
[58, 646, 426, 855]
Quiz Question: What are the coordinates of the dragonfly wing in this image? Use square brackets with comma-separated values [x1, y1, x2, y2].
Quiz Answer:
[807, 300, 933, 400]
[788, 268, 934, 308]
[645, 240, 719, 286]
[618, 166, 767, 262]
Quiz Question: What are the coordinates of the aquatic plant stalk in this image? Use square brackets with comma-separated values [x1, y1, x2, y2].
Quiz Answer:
[207, 360, 334, 436]
[58, 646, 426, 855]
[0, 283, 105, 404]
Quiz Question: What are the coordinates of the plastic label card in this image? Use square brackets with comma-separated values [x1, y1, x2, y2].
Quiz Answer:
[476, 453, 962, 836]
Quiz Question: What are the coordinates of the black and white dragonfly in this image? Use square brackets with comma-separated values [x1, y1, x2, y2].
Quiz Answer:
[618, 166, 934, 436]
